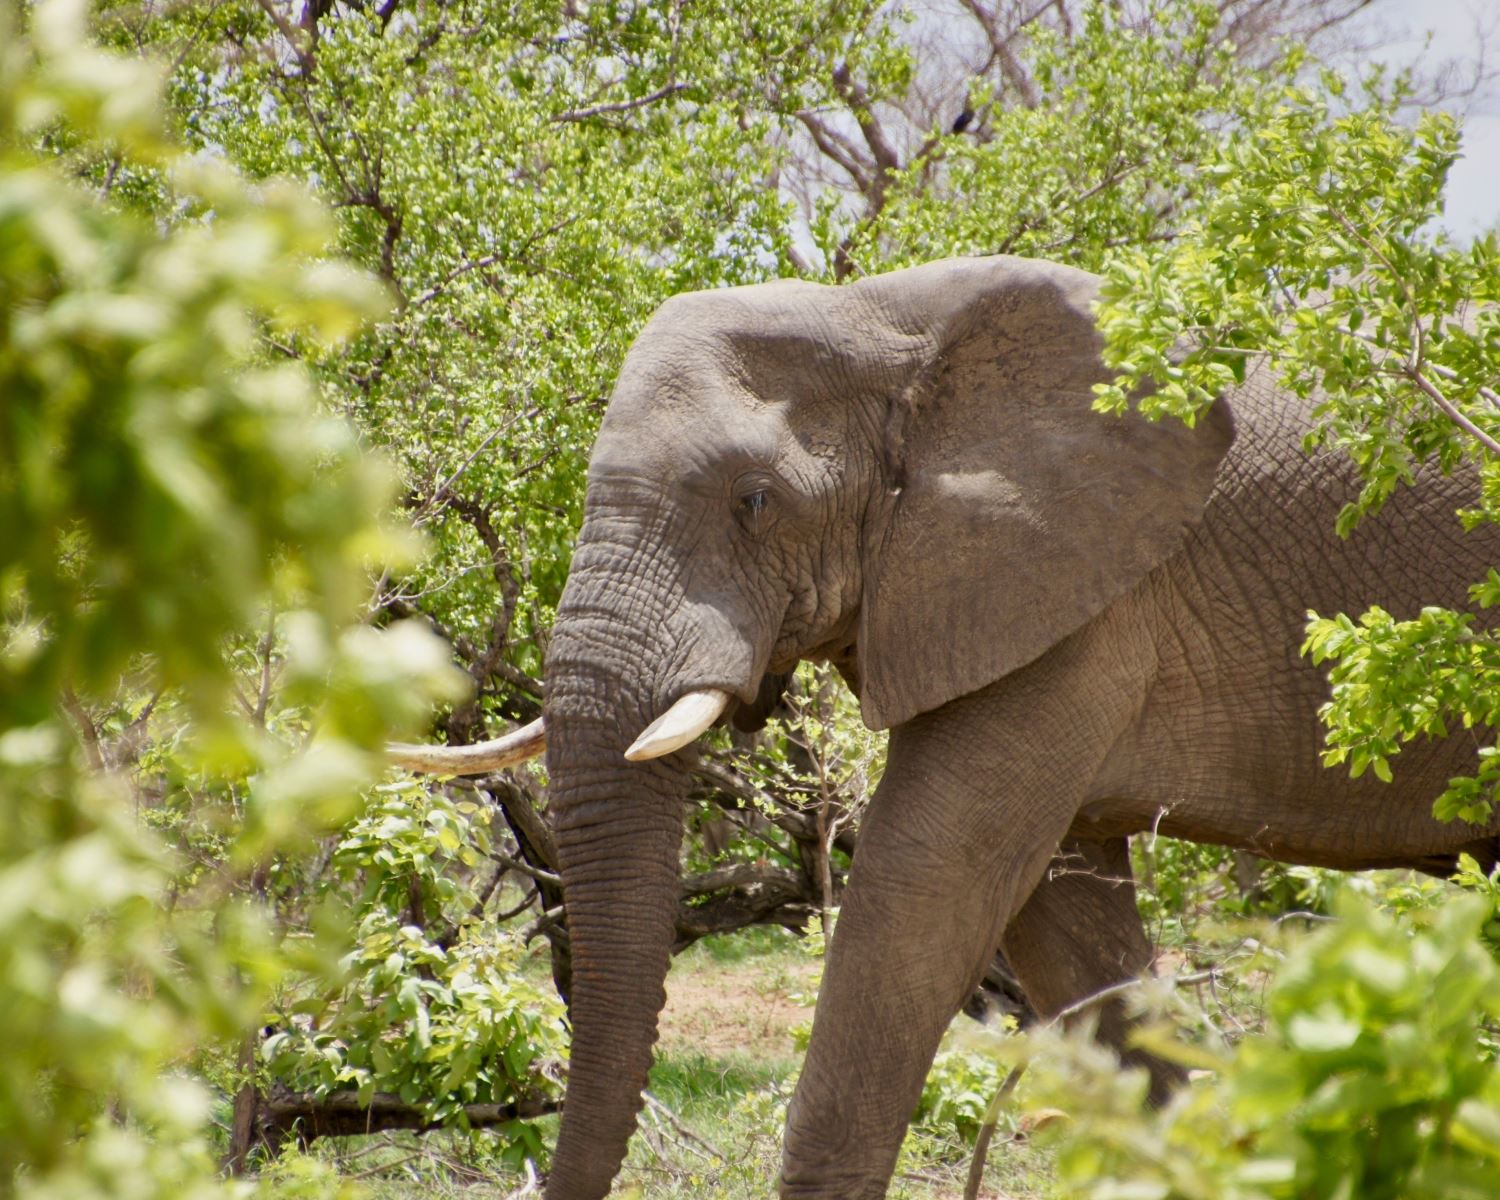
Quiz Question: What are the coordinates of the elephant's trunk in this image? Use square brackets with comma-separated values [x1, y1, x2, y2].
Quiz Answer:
[545, 730, 683, 1198]
[539, 477, 765, 1196]
[541, 573, 693, 1198]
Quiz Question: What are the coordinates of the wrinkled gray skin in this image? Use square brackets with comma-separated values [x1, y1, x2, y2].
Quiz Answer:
[540, 256, 1500, 1199]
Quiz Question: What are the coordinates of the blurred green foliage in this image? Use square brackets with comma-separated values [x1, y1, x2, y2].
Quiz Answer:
[0, 0, 466, 1192]
[1, 4, 397, 729]
[1021, 891, 1500, 1200]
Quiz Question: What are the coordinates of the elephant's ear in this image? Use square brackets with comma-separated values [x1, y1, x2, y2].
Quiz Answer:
[852, 256, 1234, 731]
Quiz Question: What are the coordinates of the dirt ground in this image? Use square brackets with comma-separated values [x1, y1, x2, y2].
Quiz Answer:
[657, 947, 820, 1061]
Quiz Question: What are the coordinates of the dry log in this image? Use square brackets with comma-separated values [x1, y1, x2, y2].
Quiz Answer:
[258, 1087, 560, 1144]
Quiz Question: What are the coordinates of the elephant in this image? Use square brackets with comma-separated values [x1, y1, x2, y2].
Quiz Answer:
[390, 254, 1500, 1198]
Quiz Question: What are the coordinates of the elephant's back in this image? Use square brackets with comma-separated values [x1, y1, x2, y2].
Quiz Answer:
[1095, 367, 1500, 867]
[1202, 364, 1492, 622]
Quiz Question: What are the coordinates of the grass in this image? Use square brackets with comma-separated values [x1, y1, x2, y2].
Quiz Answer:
[647, 1051, 793, 1112]
[261, 843, 1387, 1198]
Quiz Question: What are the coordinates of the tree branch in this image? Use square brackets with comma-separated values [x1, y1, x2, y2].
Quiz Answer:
[795, 109, 875, 191]
[958, 0, 1043, 108]
[254, 0, 315, 75]
[59, 688, 107, 773]
[553, 82, 690, 122]
[1404, 365, 1500, 459]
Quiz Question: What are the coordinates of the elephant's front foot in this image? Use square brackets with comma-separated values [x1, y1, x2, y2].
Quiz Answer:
[778, 1077, 899, 1200]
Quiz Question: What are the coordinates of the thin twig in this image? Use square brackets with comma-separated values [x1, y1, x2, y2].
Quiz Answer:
[59, 687, 107, 773]
[490, 850, 562, 887]
[1405, 366, 1500, 458]
[524, 905, 567, 944]
[1426, 359, 1500, 411]
[410, 252, 506, 308]
[253, 608, 276, 726]
[253, 0, 314, 73]
[348, 1151, 424, 1181]
[554, 82, 689, 122]
[641, 1090, 726, 1161]
[493, 884, 540, 923]
[1316, 206, 1492, 457]
[1051, 968, 1219, 1025]
[1272, 910, 1338, 925]
[416, 404, 542, 519]
[963, 1067, 1025, 1200]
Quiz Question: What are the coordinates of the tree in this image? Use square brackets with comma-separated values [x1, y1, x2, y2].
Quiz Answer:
[16, 0, 1500, 1190]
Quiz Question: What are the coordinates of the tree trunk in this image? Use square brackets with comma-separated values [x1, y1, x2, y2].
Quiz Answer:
[226, 1033, 262, 1173]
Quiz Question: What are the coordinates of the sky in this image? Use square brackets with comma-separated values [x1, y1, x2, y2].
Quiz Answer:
[1361, 0, 1500, 239]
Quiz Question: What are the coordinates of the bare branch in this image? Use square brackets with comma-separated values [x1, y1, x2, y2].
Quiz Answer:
[553, 81, 690, 123]
[1050, 967, 1219, 1024]
[641, 1090, 726, 1161]
[963, 1066, 1025, 1200]
[680, 861, 802, 899]
[1405, 365, 1500, 458]
[831, 62, 902, 176]
[60, 688, 107, 773]
[795, 109, 875, 191]
[490, 849, 562, 887]
[409, 253, 506, 308]
[253, 610, 277, 727]
[259, 1088, 559, 1143]
[958, 0, 1045, 107]
[253, 0, 314, 75]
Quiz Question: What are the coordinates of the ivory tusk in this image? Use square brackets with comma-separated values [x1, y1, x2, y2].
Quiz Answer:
[624, 688, 732, 762]
[387, 717, 546, 776]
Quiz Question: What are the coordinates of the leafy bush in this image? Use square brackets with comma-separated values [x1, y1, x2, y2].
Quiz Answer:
[914, 1031, 1014, 1145]
[1020, 891, 1500, 1200]
[262, 783, 567, 1166]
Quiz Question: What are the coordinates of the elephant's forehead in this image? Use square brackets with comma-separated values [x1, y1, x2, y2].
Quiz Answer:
[593, 369, 775, 482]
[602, 289, 813, 418]
[590, 278, 882, 485]
[621, 280, 863, 381]
[610, 280, 878, 408]
[603, 331, 752, 431]
[648, 277, 832, 336]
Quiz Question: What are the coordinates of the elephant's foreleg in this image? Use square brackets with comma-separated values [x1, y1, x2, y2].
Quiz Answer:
[778, 644, 1140, 1197]
[1001, 837, 1186, 1106]
[778, 746, 1070, 1195]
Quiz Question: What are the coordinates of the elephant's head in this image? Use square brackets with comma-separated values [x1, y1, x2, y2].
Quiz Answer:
[537, 255, 1233, 1198]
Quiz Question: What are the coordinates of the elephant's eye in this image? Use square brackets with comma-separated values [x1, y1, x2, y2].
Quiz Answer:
[735, 487, 771, 532]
